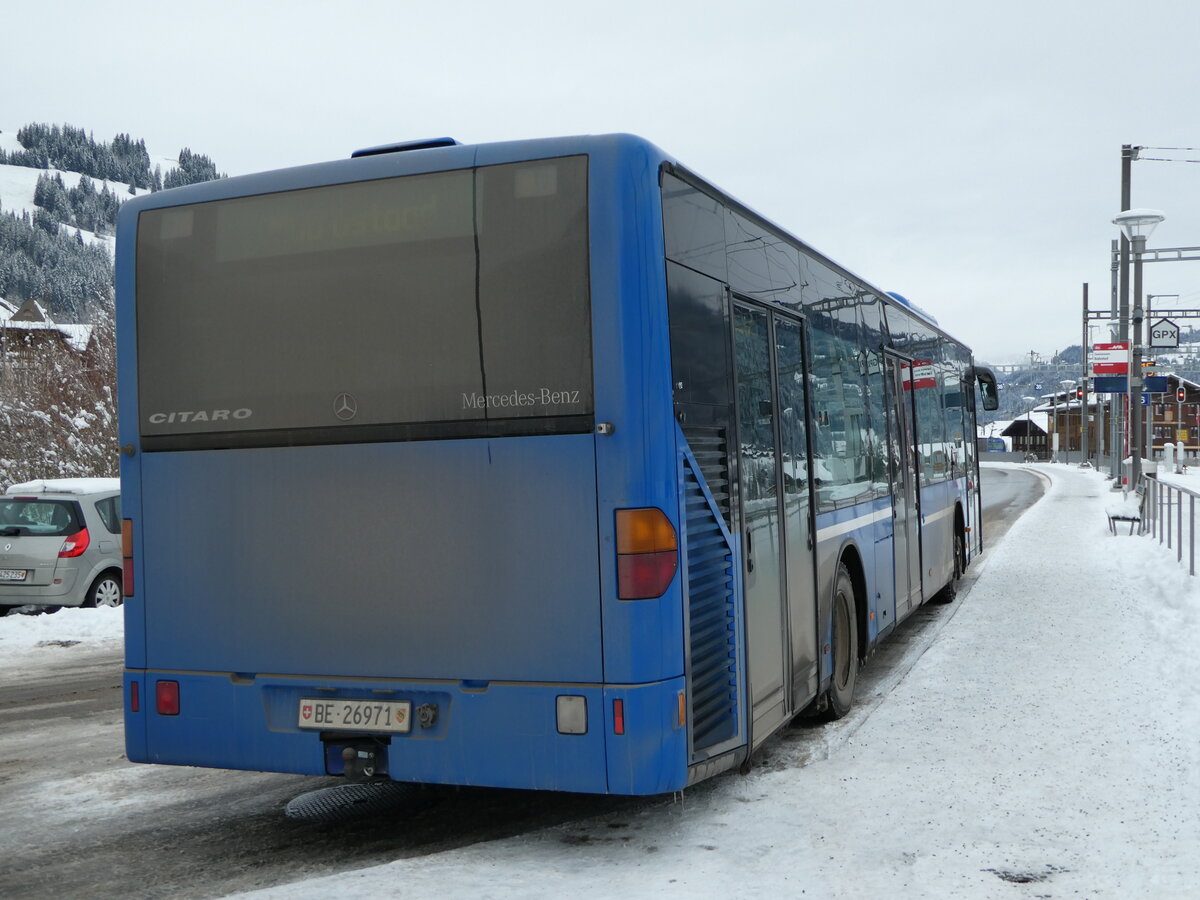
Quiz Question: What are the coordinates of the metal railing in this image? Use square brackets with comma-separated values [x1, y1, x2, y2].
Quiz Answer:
[1143, 474, 1200, 576]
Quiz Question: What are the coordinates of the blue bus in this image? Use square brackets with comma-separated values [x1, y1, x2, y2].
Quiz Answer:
[116, 134, 998, 795]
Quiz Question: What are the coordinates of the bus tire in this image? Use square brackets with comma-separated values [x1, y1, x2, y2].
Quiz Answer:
[824, 563, 859, 720]
[933, 521, 965, 604]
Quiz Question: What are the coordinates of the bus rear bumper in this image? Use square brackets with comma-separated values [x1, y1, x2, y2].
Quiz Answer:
[123, 670, 690, 795]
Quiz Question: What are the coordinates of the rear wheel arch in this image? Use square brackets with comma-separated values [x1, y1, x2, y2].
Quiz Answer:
[823, 558, 862, 720]
[835, 543, 868, 661]
[955, 503, 968, 575]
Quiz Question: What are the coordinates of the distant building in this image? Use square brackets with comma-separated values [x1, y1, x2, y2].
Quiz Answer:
[999, 411, 1050, 458]
[1, 297, 95, 389]
[1037, 376, 1200, 460]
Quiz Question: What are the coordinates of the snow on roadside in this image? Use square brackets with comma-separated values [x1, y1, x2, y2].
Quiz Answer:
[230, 464, 1200, 900]
[0, 605, 122, 667]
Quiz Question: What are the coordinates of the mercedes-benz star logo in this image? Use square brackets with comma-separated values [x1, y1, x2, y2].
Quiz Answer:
[333, 392, 358, 421]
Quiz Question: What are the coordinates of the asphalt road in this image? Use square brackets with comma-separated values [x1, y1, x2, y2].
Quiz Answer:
[0, 465, 1044, 900]
[978, 461, 1048, 547]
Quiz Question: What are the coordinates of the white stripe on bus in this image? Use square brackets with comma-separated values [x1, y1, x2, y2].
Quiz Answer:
[816, 506, 892, 543]
[815, 499, 958, 544]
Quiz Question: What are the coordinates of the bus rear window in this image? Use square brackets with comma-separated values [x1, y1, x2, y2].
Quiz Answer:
[135, 156, 592, 450]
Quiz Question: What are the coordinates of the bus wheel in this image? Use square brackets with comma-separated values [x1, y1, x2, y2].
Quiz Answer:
[824, 563, 859, 720]
[933, 527, 964, 604]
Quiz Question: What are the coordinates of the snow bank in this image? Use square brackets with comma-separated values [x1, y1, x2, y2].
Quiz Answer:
[230, 464, 1200, 900]
[0, 605, 122, 667]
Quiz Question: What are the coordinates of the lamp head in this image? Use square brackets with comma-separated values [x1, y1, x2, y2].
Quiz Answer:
[1113, 208, 1165, 243]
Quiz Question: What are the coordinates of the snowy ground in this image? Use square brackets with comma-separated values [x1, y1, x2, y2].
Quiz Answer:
[3, 462, 1198, 898]
[0, 602, 122, 660]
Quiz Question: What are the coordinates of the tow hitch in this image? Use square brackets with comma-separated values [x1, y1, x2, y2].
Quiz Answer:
[324, 736, 390, 782]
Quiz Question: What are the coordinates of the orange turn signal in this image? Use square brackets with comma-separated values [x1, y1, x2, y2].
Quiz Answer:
[615, 508, 677, 555]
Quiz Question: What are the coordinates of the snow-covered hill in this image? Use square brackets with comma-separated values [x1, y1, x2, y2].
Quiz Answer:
[0, 127, 182, 256]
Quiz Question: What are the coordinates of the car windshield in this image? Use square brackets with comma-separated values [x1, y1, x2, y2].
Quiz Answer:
[0, 499, 80, 536]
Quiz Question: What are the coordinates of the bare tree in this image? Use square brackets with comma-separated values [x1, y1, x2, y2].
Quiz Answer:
[0, 303, 117, 487]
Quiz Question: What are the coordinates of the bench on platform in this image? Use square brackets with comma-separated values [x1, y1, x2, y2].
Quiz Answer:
[1107, 480, 1146, 535]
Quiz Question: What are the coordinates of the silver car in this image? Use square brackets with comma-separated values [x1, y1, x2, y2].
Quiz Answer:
[0, 478, 123, 614]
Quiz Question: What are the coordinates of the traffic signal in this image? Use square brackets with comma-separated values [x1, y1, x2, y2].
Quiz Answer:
[1075, 385, 1084, 401]
[1178, 387, 1186, 403]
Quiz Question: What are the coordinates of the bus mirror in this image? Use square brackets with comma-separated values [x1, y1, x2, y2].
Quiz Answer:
[971, 366, 1000, 411]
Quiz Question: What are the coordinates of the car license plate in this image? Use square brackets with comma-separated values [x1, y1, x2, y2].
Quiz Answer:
[297, 698, 412, 733]
[0, 569, 27, 582]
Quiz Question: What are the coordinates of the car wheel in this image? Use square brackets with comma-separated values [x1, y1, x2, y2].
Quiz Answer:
[823, 563, 859, 720]
[86, 573, 123, 608]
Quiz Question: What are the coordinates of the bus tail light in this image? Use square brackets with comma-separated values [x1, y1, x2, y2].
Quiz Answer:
[58, 527, 90, 558]
[613, 699, 625, 735]
[156, 680, 180, 716]
[122, 519, 134, 597]
[615, 508, 678, 600]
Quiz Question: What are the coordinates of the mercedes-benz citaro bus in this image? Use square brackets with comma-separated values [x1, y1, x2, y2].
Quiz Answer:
[117, 134, 998, 795]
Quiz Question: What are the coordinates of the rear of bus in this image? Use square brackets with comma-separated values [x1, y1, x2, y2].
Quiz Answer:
[117, 135, 697, 795]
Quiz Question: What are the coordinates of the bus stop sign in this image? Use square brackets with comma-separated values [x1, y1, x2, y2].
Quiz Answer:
[1092, 342, 1130, 375]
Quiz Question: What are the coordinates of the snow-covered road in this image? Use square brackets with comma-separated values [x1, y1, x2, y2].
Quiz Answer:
[236, 463, 1200, 899]
[2, 463, 1197, 899]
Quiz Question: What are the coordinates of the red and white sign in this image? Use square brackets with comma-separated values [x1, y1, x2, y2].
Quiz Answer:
[1091, 342, 1130, 375]
[910, 360, 937, 390]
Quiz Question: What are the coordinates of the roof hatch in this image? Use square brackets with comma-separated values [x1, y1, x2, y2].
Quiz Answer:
[351, 138, 461, 158]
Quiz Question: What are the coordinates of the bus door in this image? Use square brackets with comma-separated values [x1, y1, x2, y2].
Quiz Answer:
[885, 355, 922, 617]
[733, 302, 818, 745]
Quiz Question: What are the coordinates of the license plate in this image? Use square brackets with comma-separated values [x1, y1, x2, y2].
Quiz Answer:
[297, 698, 412, 733]
[0, 569, 27, 582]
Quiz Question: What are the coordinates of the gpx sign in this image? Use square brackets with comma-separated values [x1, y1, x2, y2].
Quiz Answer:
[1149, 318, 1180, 348]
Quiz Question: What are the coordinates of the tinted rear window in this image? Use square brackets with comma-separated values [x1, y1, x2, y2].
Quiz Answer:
[0, 499, 80, 537]
[136, 156, 592, 450]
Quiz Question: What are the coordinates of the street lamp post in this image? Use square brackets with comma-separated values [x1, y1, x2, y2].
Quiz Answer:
[1052, 389, 1059, 462]
[1022, 396, 1037, 459]
[1113, 208, 1165, 489]
[1058, 379, 1075, 464]
[1177, 384, 1184, 473]
[1146, 294, 1179, 467]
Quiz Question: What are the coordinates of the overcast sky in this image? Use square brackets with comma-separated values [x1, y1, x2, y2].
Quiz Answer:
[6, 0, 1200, 363]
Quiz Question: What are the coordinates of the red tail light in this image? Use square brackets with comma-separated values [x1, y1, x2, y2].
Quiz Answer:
[617, 552, 679, 599]
[156, 680, 180, 716]
[122, 519, 134, 597]
[615, 508, 678, 600]
[58, 527, 90, 558]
